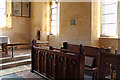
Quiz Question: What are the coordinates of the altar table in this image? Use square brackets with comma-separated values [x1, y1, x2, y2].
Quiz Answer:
[0, 36, 10, 52]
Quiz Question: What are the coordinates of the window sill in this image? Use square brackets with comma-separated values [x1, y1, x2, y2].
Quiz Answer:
[0, 26, 12, 29]
[0, 26, 6, 28]
[99, 37, 119, 40]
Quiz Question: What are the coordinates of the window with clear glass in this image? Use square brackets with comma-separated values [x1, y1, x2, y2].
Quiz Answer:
[0, 0, 6, 27]
[102, 0, 118, 36]
[51, 2, 57, 35]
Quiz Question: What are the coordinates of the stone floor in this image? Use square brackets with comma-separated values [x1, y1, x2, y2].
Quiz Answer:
[0, 70, 45, 80]
[0, 49, 31, 58]
[0, 48, 46, 80]
[0, 64, 44, 80]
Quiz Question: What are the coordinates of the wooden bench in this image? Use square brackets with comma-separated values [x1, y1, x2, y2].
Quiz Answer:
[4, 43, 31, 58]
[60, 42, 111, 80]
[98, 51, 120, 79]
[31, 39, 85, 80]
[4, 40, 49, 58]
[61, 42, 111, 53]
[0, 43, 7, 52]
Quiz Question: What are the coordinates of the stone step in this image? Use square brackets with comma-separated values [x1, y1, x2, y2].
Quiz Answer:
[0, 59, 31, 70]
[0, 54, 31, 64]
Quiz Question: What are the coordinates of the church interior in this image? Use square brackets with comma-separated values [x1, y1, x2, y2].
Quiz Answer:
[0, 0, 120, 80]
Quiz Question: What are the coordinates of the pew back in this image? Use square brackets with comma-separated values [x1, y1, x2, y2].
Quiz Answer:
[62, 42, 111, 54]
[62, 42, 111, 67]
[98, 52, 120, 79]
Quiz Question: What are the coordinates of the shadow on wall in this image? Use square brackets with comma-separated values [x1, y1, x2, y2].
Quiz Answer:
[36, 30, 40, 40]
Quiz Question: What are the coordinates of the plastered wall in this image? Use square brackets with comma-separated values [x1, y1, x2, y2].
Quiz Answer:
[1, 2, 119, 51]
[1, 2, 100, 48]
[91, 2, 100, 47]
[49, 2, 92, 47]
[0, 17, 30, 43]
[30, 2, 49, 42]
[0, 2, 30, 48]
[30, 2, 100, 48]
[99, 38, 118, 53]
[49, 2, 101, 48]
[29, 2, 120, 51]
[59, 2, 91, 46]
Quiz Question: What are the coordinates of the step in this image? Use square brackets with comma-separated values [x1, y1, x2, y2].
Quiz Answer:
[0, 54, 31, 64]
[0, 59, 31, 70]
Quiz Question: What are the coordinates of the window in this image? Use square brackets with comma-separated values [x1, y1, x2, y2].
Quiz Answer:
[102, 0, 118, 37]
[0, 0, 6, 27]
[51, 1, 58, 35]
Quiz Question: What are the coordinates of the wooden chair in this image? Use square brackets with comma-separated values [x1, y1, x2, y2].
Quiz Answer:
[98, 51, 120, 80]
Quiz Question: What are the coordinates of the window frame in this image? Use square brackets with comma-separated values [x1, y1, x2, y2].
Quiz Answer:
[0, 0, 7, 28]
[100, 1, 119, 38]
[12, 2, 30, 18]
[50, 1, 58, 35]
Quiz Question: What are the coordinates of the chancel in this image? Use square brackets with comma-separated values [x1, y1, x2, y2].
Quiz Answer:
[0, 0, 120, 80]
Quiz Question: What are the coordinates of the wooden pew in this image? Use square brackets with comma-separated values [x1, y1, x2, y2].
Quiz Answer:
[60, 42, 111, 79]
[61, 42, 111, 54]
[98, 51, 120, 80]
[31, 39, 85, 80]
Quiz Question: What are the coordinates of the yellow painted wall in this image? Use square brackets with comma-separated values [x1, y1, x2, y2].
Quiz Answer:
[91, 2, 100, 47]
[29, 2, 120, 51]
[49, 2, 100, 48]
[60, 2, 91, 45]
[0, 2, 30, 48]
[1, 1, 118, 51]
[30, 2, 101, 48]
[99, 38, 118, 53]
[0, 17, 30, 43]
[49, 2, 92, 47]
[30, 2, 49, 42]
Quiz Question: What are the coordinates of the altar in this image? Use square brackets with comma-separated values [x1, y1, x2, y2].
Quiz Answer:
[0, 36, 10, 52]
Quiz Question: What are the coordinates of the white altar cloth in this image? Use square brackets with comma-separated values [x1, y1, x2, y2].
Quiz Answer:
[0, 36, 10, 44]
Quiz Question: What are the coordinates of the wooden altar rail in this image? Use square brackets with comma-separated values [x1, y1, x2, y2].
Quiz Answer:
[31, 39, 85, 80]
[4, 41, 49, 58]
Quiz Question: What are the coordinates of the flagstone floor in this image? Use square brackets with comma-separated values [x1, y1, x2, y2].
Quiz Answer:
[0, 49, 31, 58]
